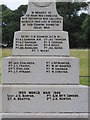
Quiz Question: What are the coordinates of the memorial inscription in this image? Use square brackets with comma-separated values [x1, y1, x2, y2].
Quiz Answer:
[8, 61, 71, 74]
[15, 35, 66, 50]
[2, 57, 79, 84]
[8, 61, 35, 73]
[46, 61, 71, 73]
[2, 1, 89, 118]
[21, 12, 62, 30]
[2, 85, 88, 113]
[7, 90, 79, 101]
[21, 2, 63, 31]
[13, 31, 69, 56]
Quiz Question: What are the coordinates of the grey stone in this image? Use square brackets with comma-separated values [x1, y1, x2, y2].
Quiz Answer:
[13, 31, 69, 56]
[0, 114, 2, 120]
[2, 57, 79, 84]
[2, 113, 89, 118]
[2, 85, 88, 113]
[21, 2, 63, 31]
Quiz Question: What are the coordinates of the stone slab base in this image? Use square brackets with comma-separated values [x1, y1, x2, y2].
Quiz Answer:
[2, 85, 88, 113]
[1, 113, 89, 119]
[2, 57, 79, 84]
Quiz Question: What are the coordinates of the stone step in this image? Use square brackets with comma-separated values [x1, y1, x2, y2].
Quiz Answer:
[1, 113, 89, 119]
[2, 57, 79, 84]
[2, 85, 88, 113]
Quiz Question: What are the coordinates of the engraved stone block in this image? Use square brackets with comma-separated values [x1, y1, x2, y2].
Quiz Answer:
[2, 57, 79, 84]
[13, 31, 69, 56]
[2, 85, 88, 113]
[21, 2, 63, 31]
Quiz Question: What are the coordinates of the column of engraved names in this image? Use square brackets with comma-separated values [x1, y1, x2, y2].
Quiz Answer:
[15, 35, 38, 51]
[15, 35, 66, 52]
[8, 61, 35, 73]
[46, 62, 72, 73]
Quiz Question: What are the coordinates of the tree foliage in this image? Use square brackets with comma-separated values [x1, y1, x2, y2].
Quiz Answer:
[81, 15, 90, 48]
[56, 2, 88, 48]
[2, 2, 89, 48]
[2, 4, 27, 47]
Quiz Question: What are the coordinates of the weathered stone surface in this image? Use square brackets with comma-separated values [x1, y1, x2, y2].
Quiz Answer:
[2, 85, 88, 113]
[13, 31, 69, 56]
[21, 2, 63, 31]
[2, 113, 89, 119]
[0, 114, 2, 120]
[2, 57, 79, 84]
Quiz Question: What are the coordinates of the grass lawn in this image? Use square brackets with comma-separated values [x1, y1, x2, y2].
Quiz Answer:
[70, 49, 88, 77]
[0, 49, 89, 86]
[70, 49, 89, 86]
